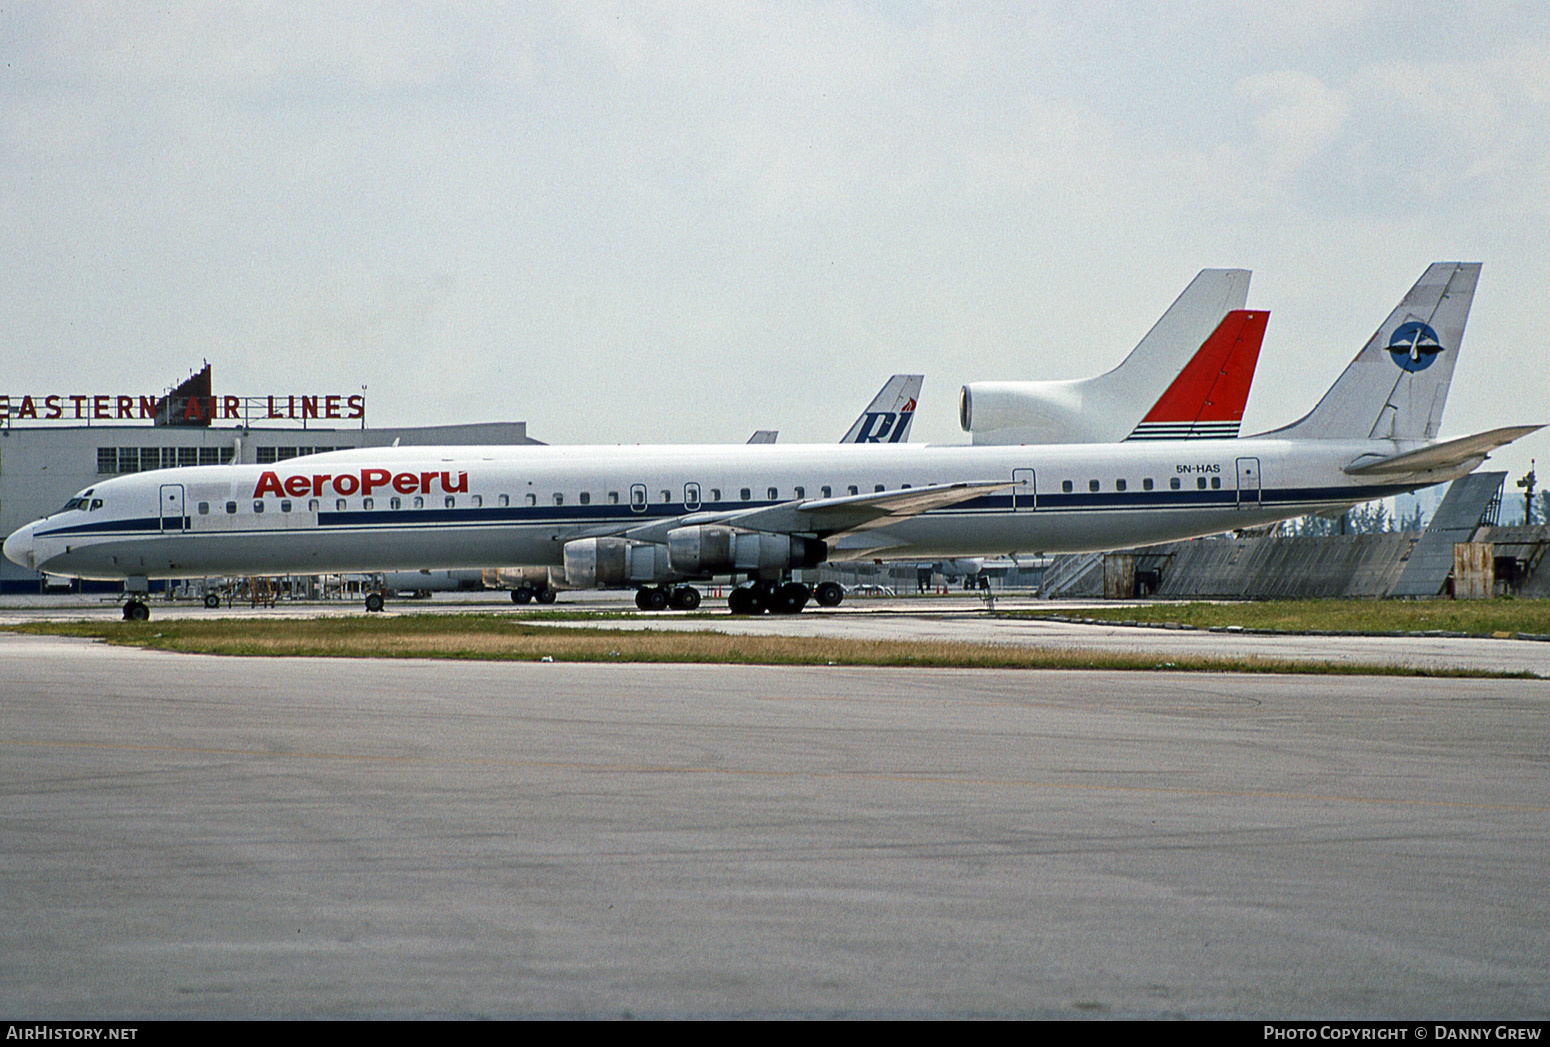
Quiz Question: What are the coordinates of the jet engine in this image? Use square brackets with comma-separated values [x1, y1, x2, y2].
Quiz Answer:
[959, 380, 1099, 445]
[666, 525, 826, 578]
[562, 537, 675, 588]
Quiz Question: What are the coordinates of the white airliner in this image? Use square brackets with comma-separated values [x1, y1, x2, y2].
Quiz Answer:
[493, 281, 1259, 605]
[491, 373, 923, 606]
[6, 263, 1535, 620]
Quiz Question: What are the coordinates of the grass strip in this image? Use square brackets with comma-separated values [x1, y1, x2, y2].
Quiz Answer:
[1004, 598, 1550, 638]
[6, 615, 1530, 677]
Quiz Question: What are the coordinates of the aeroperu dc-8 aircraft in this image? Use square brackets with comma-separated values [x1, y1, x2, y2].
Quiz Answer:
[5, 263, 1536, 620]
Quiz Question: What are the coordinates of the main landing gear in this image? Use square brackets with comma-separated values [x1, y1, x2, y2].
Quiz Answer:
[626, 579, 844, 615]
[634, 585, 702, 611]
[510, 586, 558, 605]
[725, 579, 845, 615]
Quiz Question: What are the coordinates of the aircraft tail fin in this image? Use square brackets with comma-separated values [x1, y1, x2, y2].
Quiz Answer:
[963, 269, 1249, 444]
[1094, 268, 1252, 406]
[840, 374, 923, 443]
[1126, 309, 1268, 440]
[1272, 263, 1481, 442]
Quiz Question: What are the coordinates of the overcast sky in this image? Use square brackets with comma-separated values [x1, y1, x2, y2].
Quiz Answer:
[3, 1, 1548, 485]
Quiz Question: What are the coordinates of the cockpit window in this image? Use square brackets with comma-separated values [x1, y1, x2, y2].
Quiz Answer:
[57, 489, 99, 514]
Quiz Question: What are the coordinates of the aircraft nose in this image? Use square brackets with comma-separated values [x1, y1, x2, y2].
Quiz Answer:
[3, 523, 36, 571]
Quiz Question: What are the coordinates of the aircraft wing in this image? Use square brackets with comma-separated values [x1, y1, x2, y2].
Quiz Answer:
[615, 480, 1010, 544]
[727, 480, 1008, 536]
[1343, 425, 1543, 477]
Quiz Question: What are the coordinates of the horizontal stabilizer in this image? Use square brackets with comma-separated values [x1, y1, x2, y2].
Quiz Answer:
[1343, 426, 1543, 476]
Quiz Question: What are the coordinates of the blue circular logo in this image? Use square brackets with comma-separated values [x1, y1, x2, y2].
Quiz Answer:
[1388, 321, 1443, 372]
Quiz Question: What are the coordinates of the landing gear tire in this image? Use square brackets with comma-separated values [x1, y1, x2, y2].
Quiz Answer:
[635, 586, 669, 611]
[669, 586, 701, 611]
[203, 593, 221, 609]
[535, 588, 557, 604]
[123, 600, 150, 622]
[771, 582, 810, 614]
[511, 587, 534, 605]
[813, 581, 844, 608]
[365, 592, 386, 613]
[727, 586, 760, 615]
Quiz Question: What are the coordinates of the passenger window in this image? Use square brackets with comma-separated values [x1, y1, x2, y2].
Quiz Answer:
[390, 497, 401, 510]
[226, 501, 237, 514]
[308, 499, 320, 512]
[1115, 479, 1126, 492]
[1197, 477, 1207, 490]
[768, 487, 779, 500]
[1088, 480, 1099, 493]
[336, 499, 347, 511]
[579, 492, 590, 505]
[413, 496, 425, 509]
[794, 486, 805, 498]
[1170, 477, 1181, 491]
[874, 484, 885, 493]
[471, 495, 483, 508]
[821, 486, 832, 498]
[740, 488, 752, 501]
[197, 502, 209, 515]
[280, 500, 292, 512]
[362, 498, 373, 510]
[660, 490, 671, 503]
[253, 500, 265, 513]
[1062, 481, 1073, 493]
[445, 496, 456, 508]
[710, 489, 722, 502]
[498, 494, 510, 507]
[1143, 478, 1154, 491]
[847, 485, 859, 496]
[1211, 476, 1221, 489]
[608, 491, 619, 504]
[525, 494, 537, 507]
[553, 493, 563, 506]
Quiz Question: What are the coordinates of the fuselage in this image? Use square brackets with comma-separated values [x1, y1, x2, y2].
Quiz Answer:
[4, 438, 1460, 582]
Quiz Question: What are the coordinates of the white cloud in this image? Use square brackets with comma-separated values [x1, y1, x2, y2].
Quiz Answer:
[0, 1, 1544, 476]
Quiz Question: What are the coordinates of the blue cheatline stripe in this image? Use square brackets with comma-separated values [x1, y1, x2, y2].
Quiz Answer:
[30, 484, 1420, 543]
[35, 516, 164, 538]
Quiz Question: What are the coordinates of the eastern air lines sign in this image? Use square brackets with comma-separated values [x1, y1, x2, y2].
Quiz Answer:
[0, 393, 367, 424]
